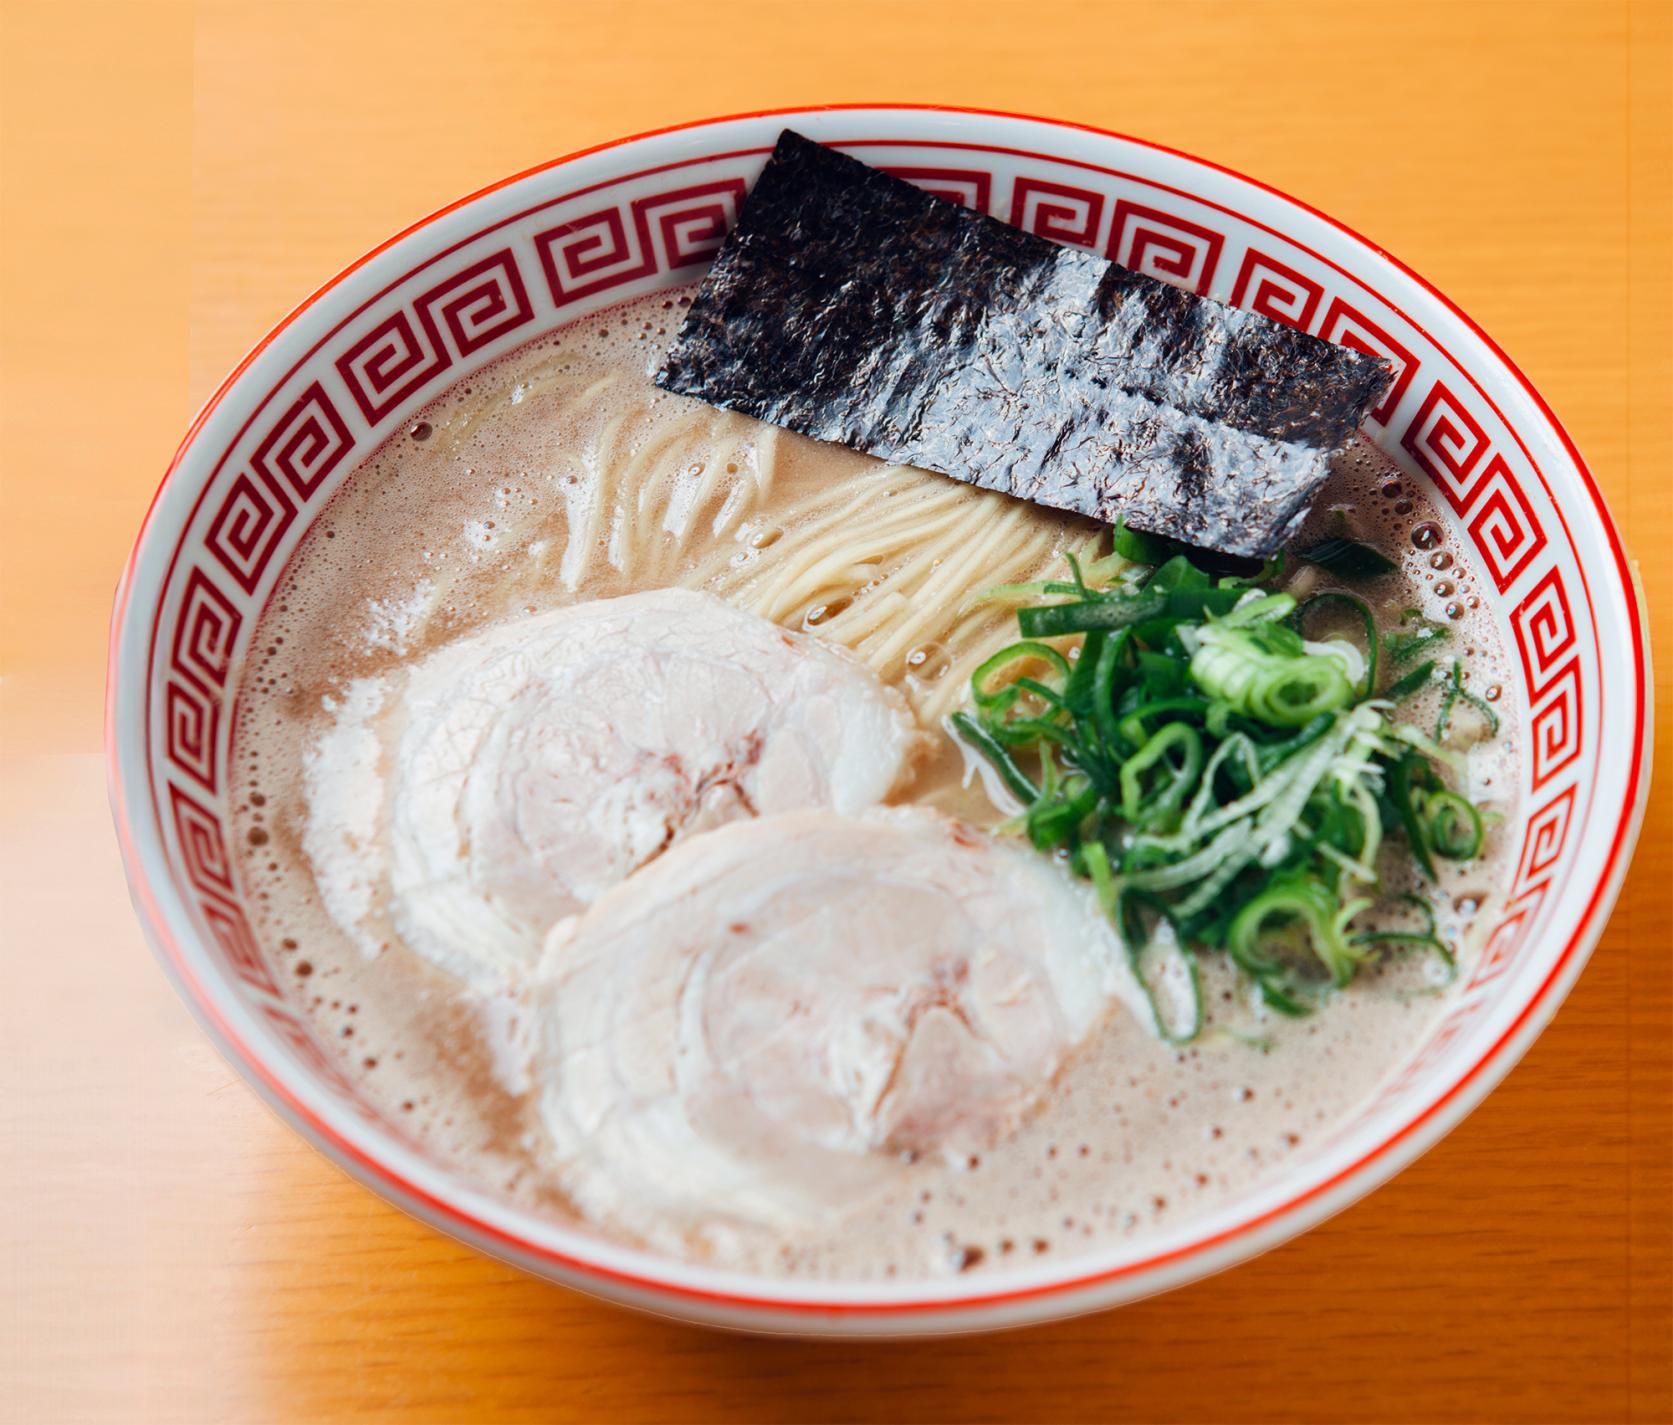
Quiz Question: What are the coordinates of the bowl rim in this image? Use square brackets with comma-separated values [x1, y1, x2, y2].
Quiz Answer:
[107, 102, 1652, 1330]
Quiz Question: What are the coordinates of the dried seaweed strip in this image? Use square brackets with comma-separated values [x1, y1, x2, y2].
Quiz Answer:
[657, 132, 1392, 559]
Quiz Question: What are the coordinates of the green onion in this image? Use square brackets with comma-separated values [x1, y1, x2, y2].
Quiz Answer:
[1295, 535, 1397, 579]
[948, 712, 1039, 804]
[1424, 790, 1484, 860]
[1387, 751, 1439, 879]
[1119, 893, 1204, 1044]
[1016, 587, 1243, 638]
[972, 642, 1071, 710]
[1350, 894, 1458, 986]
[1228, 878, 1367, 989]
[1219, 552, 1287, 589]
[1435, 660, 1501, 740]
[1223, 591, 1297, 627]
[1190, 625, 1355, 728]
[1026, 780, 1099, 850]
[1084, 841, 1204, 1044]
[1294, 591, 1379, 700]
[1111, 517, 1181, 566]
[1385, 616, 1449, 667]
[1089, 634, 1126, 758]
[1119, 723, 1204, 827]
[953, 541, 1492, 1039]
[1384, 659, 1438, 702]
[1115, 696, 1210, 749]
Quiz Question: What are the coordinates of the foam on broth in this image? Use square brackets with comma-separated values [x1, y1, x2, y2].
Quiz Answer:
[230, 289, 1519, 1280]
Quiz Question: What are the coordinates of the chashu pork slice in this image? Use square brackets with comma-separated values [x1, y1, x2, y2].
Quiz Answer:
[304, 588, 925, 989]
[530, 806, 1136, 1254]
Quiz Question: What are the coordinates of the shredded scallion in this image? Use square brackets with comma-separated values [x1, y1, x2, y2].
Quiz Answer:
[950, 538, 1493, 1037]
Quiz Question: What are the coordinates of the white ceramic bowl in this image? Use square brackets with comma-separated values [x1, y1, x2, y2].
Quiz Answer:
[108, 105, 1651, 1335]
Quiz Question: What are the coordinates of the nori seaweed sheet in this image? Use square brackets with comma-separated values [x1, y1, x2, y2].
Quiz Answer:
[656, 131, 1392, 560]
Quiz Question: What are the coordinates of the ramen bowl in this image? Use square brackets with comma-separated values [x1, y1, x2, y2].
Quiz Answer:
[107, 105, 1650, 1335]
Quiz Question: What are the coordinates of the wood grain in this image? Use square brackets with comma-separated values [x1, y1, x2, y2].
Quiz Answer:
[1, 2, 1668, 1421]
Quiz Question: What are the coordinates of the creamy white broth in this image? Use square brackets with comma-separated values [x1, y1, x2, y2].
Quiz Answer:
[230, 288, 1518, 1280]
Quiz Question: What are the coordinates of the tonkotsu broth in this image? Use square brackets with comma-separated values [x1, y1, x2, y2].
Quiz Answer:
[231, 287, 1519, 1280]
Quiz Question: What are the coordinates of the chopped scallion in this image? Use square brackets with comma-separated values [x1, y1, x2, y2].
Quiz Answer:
[951, 540, 1493, 1040]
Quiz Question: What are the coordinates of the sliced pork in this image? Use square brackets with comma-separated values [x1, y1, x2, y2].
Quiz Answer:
[530, 806, 1133, 1253]
[302, 589, 924, 988]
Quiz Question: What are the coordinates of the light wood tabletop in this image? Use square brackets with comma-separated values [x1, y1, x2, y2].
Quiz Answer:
[2, 2, 1669, 1421]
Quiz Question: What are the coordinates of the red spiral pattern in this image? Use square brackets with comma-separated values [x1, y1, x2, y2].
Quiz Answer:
[335, 308, 449, 424]
[1470, 883, 1549, 989]
[249, 381, 354, 501]
[170, 783, 236, 902]
[1528, 659, 1583, 789]
[165, 678, 220, 793]
[1008, 176, 1105, 249]
[202, 899, 281, 998]
[204, 470, 296, 596]
[1228, 248, 1323, 331]
[881, 166, 993, 213]
[1468, 454, 1548, 593]
[1400, 380, 1491, 512]
[1512, 566, 1578, 701]
[1108, 199, 1224, 296]
[1515, 786, 1576, 890]
[169, 566, 241, 692]
[535, 181, 745, 307]
[419, 249, 533, 357]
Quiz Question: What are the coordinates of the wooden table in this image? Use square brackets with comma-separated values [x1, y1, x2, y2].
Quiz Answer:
[3, 2, 1669, 1420]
